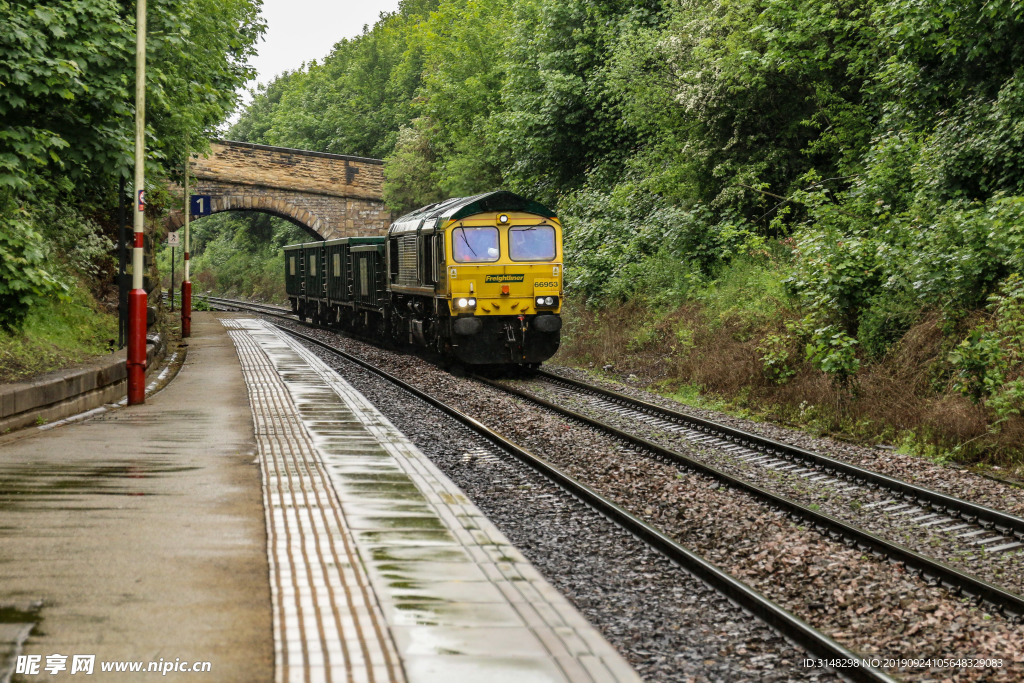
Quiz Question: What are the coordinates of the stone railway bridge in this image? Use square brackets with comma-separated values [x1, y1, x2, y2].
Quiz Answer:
[166, 139, 391, 239]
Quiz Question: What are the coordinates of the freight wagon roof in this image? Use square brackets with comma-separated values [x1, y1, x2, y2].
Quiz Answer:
[390, 191, 557, 234]
[324, 236, 387, 247]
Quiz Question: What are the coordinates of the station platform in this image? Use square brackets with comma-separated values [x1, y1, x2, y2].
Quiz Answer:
[0, 313, 639, 683]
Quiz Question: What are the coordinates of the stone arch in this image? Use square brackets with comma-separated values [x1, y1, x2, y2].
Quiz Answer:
[164, 140, 391, 239]
[179, 195, 326, 241]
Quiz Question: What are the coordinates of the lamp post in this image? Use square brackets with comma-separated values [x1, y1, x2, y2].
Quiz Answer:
[182, 138, 192, 337]
[127, 0, 147, 405]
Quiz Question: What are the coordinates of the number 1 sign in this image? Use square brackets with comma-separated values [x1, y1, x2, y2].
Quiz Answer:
[190, 194, 212, 217]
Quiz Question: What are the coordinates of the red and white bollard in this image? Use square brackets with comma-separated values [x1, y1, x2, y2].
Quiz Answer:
[127, 196, 147, 404]
[181, 141, 192, 339]
[127, 286, 148, 405]
[181, 271, 191, 338]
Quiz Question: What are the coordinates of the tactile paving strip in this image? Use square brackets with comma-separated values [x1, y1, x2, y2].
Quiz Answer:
[223, 319, 404, 683]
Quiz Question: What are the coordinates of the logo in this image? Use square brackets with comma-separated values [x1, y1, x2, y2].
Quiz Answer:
[485, 274, 524, 283]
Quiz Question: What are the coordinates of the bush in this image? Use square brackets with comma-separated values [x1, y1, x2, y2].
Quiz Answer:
[786, 186, 1024, 357]
[856, 291, 922, 359]
[561, 183, 764, 306]
[949, 274, 1024, 419]
[0, 197, 66, 330]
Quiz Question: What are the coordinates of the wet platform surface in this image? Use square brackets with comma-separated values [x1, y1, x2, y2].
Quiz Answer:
[0, 314, 638, 682]
[0, 313, 272, 682]
[223, 318, 639, 683]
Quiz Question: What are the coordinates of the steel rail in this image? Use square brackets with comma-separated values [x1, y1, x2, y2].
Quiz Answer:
[273, 323, 895, 683]
[202, 295, 291, 316]
[533, 370, 1024, 541]
[478, 375, 1024, 621]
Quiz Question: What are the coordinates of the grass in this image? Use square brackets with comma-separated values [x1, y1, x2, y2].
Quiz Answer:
[895, 429, 955, 465]
[0, 281, 118, 382]
[659, 380, 744, 416]
[692, 253, 791, 324]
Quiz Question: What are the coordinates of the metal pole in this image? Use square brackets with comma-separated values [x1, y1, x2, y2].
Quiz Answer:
[127, 0, 147, 405]
[170, 245, 175, 311]
[181, 137, 192, 337]
[117, 176, 127, 349]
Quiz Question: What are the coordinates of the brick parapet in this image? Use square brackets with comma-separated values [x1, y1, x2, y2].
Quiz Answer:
[192, 141, 384, 202]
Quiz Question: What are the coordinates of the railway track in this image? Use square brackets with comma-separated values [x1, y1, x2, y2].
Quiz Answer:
[201, 295, 1024, 619]
[271, 322, 894, 683]
[479, 371, 1024, 619]
[201, 295, 292, 317]
[534, 371, 1024, 552]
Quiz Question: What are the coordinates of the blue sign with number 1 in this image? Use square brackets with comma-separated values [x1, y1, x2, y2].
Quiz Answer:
[190, 194, 212, 217]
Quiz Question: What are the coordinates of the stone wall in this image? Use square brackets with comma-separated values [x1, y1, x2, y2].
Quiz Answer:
[0, 336, 166, 435]
[166, 140, 391, 239]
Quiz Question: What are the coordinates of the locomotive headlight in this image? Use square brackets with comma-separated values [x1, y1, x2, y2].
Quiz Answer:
[468, 298, 476, 307]
[458, 298, 469, 308]
[536, 296, 558, 308]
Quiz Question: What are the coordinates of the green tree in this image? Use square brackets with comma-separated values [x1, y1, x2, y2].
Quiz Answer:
[230, 2, 433, 158]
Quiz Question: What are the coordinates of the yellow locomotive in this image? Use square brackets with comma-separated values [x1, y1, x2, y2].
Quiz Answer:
[285, 191, 564, 366]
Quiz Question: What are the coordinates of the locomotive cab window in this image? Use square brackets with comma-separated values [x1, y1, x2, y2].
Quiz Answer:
[434, 234, 444, 284]
[509, 225, 556, 261]
[452, 226, 499, 263]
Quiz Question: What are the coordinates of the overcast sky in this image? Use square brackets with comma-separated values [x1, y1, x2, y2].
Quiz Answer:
[229, 0, 402, 122]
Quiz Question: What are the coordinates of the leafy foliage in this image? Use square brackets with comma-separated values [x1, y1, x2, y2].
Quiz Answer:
[174, 212, 309, 301]
[949, 275, 1024, 419]
[1, 0, 262, 191]
[0, 196, 67, 330]
[231, 1, 433, 158]
[0, 0, 133, 191]
[0, 0, 263, 330]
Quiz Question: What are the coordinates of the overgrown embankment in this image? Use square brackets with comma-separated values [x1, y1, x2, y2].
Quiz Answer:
[0, 203, 119, 382]
[0, 0, 264, 379]
[557, 251, 1024, 471]
[0, 283, 118, 383]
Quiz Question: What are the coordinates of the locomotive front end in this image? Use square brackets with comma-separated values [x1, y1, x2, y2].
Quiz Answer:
[444, 209, 563, 364]
[386, 191, 564, 366]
